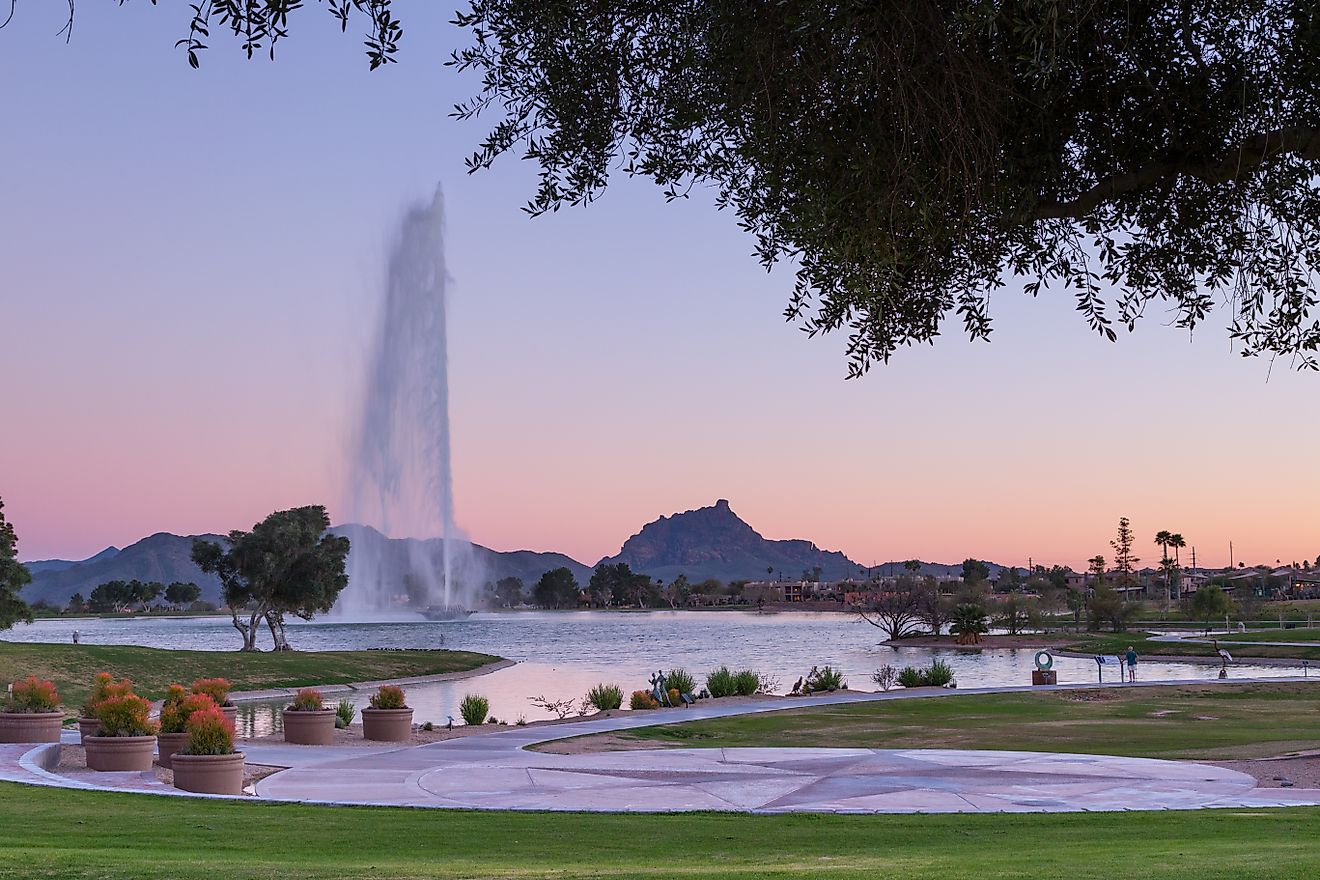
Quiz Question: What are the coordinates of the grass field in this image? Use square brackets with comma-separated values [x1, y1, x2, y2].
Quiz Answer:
[1058, 631, 1320, 661]
[1220, 628, 1320, 644]
[0, 642, 498, 711]
[607, 682, 1320, 760]
[4, 782, 1319, 879]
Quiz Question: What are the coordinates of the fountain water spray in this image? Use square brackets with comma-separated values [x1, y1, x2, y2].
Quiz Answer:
[338, 185, 476, 615]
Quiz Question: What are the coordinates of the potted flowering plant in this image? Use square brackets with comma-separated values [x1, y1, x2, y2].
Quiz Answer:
[170, 705, 245, 795]
[281, 688, 335, 745]
[79, 672, 118, 743]
[157, 686, 219, 768]
[84, 685, 158, 772]
[191, 678, 238, 725]
[361, 685, 412, 742]
[0, 676, 64, 743]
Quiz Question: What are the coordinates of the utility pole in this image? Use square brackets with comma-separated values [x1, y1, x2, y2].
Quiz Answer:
[1230, 541, 1234, 570]
[1190, 546, 1196, 571]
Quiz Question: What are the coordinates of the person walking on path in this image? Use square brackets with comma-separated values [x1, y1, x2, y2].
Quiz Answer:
[1125, 646, 1138, 682]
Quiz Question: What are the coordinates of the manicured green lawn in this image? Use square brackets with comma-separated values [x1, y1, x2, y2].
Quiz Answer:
[611, 682, 1320, 760]
[1221, 628, 1320, 644]
[0, 642, 498, 711]
[1059, 631, 1320, 661]
[2, 782, 1318, 879]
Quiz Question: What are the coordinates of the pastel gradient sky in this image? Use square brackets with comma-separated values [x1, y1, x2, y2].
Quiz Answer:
[2, 4, 1316, 571]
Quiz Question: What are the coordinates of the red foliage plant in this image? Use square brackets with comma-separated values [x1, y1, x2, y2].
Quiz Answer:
[369, 685, 407, 710]
[5, 676, 60, 713]
[191, 678, 234, 707]
[289, 688, 324, 711]
[183, 706, 236, 756]
[160, 690, 219, 735]
[93, 692, 157, 738]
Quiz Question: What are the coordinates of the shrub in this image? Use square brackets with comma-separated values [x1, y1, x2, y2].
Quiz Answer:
[81, 671, 120, 717]
[806, 666, 846, 693]
[182, 706, 235, 756]
[897, 661, 956, 688]
[94, 693, 156, 737]
[871, 665, 899, 692]
[5, 676, 60, 713]
[422, 721, 434, 732]
[288, 689, 324, 711]
[732, 669, 761, 696]
[584, 683, 624, 711]
[335, 698, 356, 729]
[667, 687, 682, 705]
[665, 668, 697, 697]
[897, 666, 925, 688]
[460, 693, 489, 726]
[191, 677, 234, 707]
[488, 716, 500, 724]
[514, 715, 527, 726]
[706, 667, 737, 698]
[160, 692, 218, 735]
[630, 690, 659, 710]
[925, 658, 956, 687]
[369, 685, 408, 710]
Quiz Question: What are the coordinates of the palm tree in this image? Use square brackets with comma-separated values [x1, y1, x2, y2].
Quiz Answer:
[1154, 530, 1173, 608]
[950, 603, 989, 645]
[1169, 533, 1186, 598]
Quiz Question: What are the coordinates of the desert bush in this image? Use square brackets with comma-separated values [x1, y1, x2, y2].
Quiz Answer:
[183, 706, 235, 756]
[94, 692, 157, 737]
[871, 665, 899, 692]
[665, 668, 697, 697]
[705, 666, 737, 698]
[460, 693, 489, 726]
[528, 694, 578, 719]
[584, 683, 624, 711]
[369, 685, 408, 710]
[630, 690, 659, 709]
[806, 666, 846, 693]
[160, 692, 218, 734]
[335, 698, 356, 728]
[5, 676, 60, 713]
[289, 688, 324, 711]
[925, 658, 956, 687]
[897, 666, 925, 688]
[514, 715, 527, 726]
[897, 661, 956, 688]
[191, 677, 234, 707]
[732, 669, 761, 696]
[422, 721, 434, 731]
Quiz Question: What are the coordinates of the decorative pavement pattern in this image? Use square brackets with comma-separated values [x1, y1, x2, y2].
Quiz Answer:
[6, 678, 1320, 813]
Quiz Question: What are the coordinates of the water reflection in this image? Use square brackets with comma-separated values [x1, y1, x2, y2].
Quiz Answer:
[9, 611, 1309, 728]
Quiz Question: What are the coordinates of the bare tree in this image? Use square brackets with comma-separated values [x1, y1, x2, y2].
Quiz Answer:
[850, 576, 922, 641]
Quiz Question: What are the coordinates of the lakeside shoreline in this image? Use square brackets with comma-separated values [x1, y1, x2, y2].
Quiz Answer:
[226, 657, 517, 703]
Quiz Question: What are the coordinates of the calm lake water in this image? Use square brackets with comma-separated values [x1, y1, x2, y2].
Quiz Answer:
[6, 610, 1310, 733]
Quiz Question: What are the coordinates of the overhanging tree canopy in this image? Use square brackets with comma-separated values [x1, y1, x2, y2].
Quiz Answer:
[20, 1, 1320, 374]
[192, 505, 350, 651]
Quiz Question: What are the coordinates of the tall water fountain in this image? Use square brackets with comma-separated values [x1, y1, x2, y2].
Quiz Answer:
[338, 186, 477, 615]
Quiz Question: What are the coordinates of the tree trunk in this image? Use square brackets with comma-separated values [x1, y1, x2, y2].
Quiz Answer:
[229, 606, 259, 651]
[265, 611, 292, 651]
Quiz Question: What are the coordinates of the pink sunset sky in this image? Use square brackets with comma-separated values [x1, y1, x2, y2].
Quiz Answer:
[2, 5, 1317, 572]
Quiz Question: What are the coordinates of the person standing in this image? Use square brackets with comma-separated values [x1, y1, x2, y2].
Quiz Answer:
[1125, 645, 1138, 682]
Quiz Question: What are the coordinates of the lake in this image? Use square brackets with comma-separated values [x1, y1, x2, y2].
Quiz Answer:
[6, 610, 1308, 733]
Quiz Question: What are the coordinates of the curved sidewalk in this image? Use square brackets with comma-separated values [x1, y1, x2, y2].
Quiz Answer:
[254, 677, 1320, 813]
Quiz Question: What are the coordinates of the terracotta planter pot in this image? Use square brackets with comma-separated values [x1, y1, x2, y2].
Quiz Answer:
[0, 712, 64, 743]
[282, 709, 335, 745]
[79, 717, 100, 743]
[361, 707, 413, 742]
[85, 735, 157, 772]
[157, 731, 190, 768]
[171, 752, 245, 795]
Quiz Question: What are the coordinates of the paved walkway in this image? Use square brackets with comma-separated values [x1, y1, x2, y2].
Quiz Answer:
[8, 678, 1320, 813]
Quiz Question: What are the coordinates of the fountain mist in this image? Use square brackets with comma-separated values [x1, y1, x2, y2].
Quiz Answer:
[338, 186, 477, 615]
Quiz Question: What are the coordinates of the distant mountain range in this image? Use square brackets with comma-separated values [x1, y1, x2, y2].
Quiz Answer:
[20, 499, 1009, 607]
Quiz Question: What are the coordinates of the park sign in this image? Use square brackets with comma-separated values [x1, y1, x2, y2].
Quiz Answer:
[1094, 655, 1125, 683]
